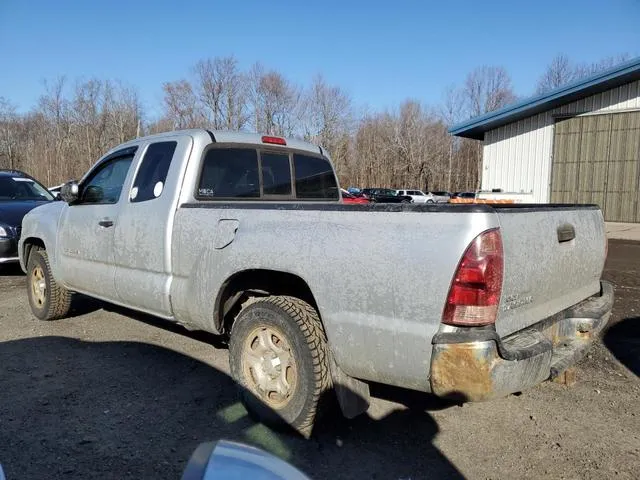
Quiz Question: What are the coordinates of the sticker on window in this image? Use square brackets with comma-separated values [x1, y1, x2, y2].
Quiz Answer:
[130, 186, 138, 200]
[198, 188, 215, 197]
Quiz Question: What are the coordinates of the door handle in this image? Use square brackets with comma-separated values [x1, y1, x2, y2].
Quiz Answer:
[98, 219, 114, 228]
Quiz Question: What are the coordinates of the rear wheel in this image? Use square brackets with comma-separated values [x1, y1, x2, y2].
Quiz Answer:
[228, 296, 331, 436]
[26, 249, 71, 320]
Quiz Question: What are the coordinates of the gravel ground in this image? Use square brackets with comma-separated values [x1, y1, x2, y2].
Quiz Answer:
[0, 241, 638, 480]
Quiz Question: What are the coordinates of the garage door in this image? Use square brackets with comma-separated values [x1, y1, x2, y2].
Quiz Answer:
[551, 111, 640, 222]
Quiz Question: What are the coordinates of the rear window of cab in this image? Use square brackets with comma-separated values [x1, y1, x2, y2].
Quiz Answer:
[196, 147, 339, 201]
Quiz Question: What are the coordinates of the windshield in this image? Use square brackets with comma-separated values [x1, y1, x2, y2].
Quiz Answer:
[0, 176, 54, 201]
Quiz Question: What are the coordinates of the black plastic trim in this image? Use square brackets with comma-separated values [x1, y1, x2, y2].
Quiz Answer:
[181, 201, 601, 213]
[492, 203, 600, 212]
[180, 202, 495, 213]
[205, 130, 216, 143]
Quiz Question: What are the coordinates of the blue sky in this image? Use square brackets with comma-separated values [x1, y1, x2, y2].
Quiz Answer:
[1, 0, 639, 118]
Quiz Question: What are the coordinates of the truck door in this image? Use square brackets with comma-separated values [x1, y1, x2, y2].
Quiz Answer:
[57, 147, 138, 300]
[113, 135, 193, 316]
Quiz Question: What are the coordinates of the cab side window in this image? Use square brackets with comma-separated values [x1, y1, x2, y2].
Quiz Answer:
[130, 141, 177, 203]
[80, 154, 134, 205]
[293, 154, 338, 200]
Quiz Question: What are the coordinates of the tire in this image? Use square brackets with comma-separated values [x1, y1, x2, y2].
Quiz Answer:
[26, 249, 71, 321]
[228, 296, 331, 436]
[427, 199, 434, 203]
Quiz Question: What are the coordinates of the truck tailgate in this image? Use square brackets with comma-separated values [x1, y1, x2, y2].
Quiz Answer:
[495, 205, 606, 337]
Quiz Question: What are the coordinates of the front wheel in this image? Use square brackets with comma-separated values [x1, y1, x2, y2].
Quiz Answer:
[228, 296, 331, 436]
[26, 249, 71, 320]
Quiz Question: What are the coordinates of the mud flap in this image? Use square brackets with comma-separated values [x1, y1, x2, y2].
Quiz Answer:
[328, 352, 370, 419]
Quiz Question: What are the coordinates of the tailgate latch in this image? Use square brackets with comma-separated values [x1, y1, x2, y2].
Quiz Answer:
[557, 224, 575, 243]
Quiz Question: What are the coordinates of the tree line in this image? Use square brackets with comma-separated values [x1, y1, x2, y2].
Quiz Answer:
[0, 53, 630, 190]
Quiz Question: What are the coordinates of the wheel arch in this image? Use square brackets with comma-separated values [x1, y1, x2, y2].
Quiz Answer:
[214, 269, 320, 335]
[21, 237, 46, 268]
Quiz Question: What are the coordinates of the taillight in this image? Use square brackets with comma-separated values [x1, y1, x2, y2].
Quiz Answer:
[442, 228, 504, 326]
[261, 135, 286, 145]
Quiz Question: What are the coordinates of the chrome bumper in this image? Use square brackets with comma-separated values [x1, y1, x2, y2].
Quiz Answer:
[0, 257, 19, 264]
[429, 281, 614, 401]
[0, 237, 19, 263]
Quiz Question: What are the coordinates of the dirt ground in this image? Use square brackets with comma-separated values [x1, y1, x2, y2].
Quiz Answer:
[0, 241, 638, 480]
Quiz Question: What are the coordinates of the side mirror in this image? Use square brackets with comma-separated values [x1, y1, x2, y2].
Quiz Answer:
[60, 181, 79, 204]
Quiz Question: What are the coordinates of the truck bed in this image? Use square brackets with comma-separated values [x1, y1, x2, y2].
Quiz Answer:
[170, 201, 606, 391]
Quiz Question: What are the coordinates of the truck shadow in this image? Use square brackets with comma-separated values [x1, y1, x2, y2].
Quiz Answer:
[603, 316, 640, 376]
[63, 296, 228, 349]
[0, 335, 464, 480]
[0, 264, 24, 276]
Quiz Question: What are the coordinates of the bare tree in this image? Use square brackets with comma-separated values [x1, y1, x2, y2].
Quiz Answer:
[460, 66, 516, 190]
[464, 66, 517, 118]
[1, 76, 145, 186]
[37, 77, 72, 185]
[0, 58, 526, 193]
[440, 86, 465, 190]
[573, 53, 631, 80]
[194, 56, 249, 130]
[301, 74, 353, 175]
[105, 81, 143, 145]
[537, 53, 631, 94]
[536, 54, 575, 94]
[162, 79, 204, 129]
[0, 97, 20, 169]
[302, 75, 352, 141]
[248, 63, 301, 136]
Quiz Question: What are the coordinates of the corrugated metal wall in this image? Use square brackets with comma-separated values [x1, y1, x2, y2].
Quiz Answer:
[483, 113, 553, 202]
[482, 79, 640, 204]
[551, 111, 640, 222]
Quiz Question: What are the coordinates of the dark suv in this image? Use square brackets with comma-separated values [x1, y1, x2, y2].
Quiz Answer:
[0, 170, 55, 264]
[361, 188, 413, 203]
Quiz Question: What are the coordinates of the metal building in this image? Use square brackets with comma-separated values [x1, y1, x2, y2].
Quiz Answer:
[449, 58, 640, 223]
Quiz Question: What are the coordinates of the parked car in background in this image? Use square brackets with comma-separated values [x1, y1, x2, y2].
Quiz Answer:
[396, 189, 429, 203]
[396, 189, 449, 204]
[0, 170, 55, 264]
[48, 184, 64, 196]
[361, 188, 413, 203]
[426, 191, 451, 203]
[340, 189, 369, 204]
[451, 191, 476, 200]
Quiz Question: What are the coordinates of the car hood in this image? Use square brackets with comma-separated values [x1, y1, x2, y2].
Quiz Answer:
[0, 200, 52, 227]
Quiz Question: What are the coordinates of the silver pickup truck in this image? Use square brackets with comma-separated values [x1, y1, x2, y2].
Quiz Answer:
[19, 129, 613, 436]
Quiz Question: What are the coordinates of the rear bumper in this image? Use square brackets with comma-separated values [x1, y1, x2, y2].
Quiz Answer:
[0, 238, 19, 263]
[429, 280, 614, 401]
